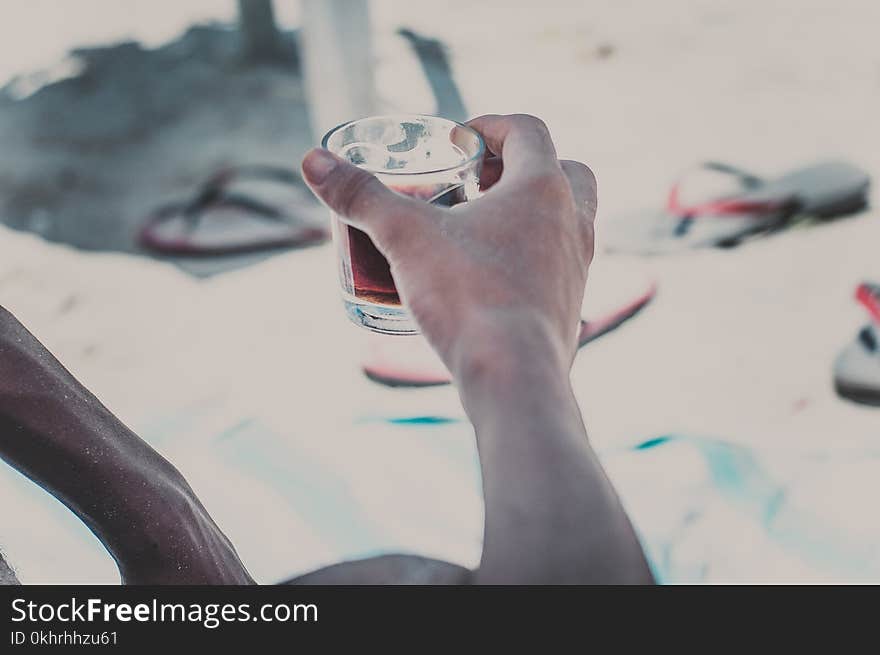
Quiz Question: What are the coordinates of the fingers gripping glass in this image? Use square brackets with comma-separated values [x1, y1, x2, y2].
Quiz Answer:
[322, 115, 484, 335]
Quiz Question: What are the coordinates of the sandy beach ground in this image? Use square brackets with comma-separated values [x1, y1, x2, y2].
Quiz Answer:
[0, 0, 878, 583]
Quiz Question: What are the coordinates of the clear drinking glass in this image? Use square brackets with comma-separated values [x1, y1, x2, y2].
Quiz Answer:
[322, 114, 484, 335]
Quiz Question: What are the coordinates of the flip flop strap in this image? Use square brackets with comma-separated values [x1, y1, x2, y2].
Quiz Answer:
[666, 161, 787, 217]
[700, 161, 764, 188]
[856, 282, 880, 325]
[178, 165, 304, 226]
[183, 165, 303, 216]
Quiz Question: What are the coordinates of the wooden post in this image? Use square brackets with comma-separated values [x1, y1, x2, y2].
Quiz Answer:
[300, 0, 377, 139]
[237, 0, 285, 63]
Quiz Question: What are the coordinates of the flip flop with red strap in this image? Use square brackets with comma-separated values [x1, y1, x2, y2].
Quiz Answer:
[138, 165, 328, 256]
[604, 160, 869, 254]
[834, 282, 880, 407]
[361, 281, 657, 388]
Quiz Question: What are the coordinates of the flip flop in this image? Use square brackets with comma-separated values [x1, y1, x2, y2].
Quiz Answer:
[362, 280, 657, 388]
[603, 160, 870, 254]
[138, 165, 328, 256]
[834, 282, 880, 407]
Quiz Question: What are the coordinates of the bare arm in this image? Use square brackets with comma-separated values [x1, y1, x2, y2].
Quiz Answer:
[455, 319, 651, 583]
[0, 306, 252, 584]
[302, 113, 653, 583]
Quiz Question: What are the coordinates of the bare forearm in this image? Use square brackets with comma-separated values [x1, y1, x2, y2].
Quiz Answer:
[453, 319, 653, 584]
[0, 307, 252, 583]
[0, 308, 183, 531]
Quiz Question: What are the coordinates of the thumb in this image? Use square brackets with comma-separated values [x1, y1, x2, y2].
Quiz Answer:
[301, 148, 430, 241]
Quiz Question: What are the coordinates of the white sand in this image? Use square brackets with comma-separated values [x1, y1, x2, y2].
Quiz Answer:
[0, 0, 878, 583]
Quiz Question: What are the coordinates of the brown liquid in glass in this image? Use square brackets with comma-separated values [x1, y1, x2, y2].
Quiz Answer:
[343, 183, 467, 306]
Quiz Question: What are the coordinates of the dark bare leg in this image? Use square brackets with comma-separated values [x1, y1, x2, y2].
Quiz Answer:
[0, 306, 252, 584]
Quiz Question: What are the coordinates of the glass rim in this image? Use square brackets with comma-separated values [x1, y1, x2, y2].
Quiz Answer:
[320, 113, 485, 177]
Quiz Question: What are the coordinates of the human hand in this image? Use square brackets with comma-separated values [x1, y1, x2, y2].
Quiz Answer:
[301, 114, 596, 381]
